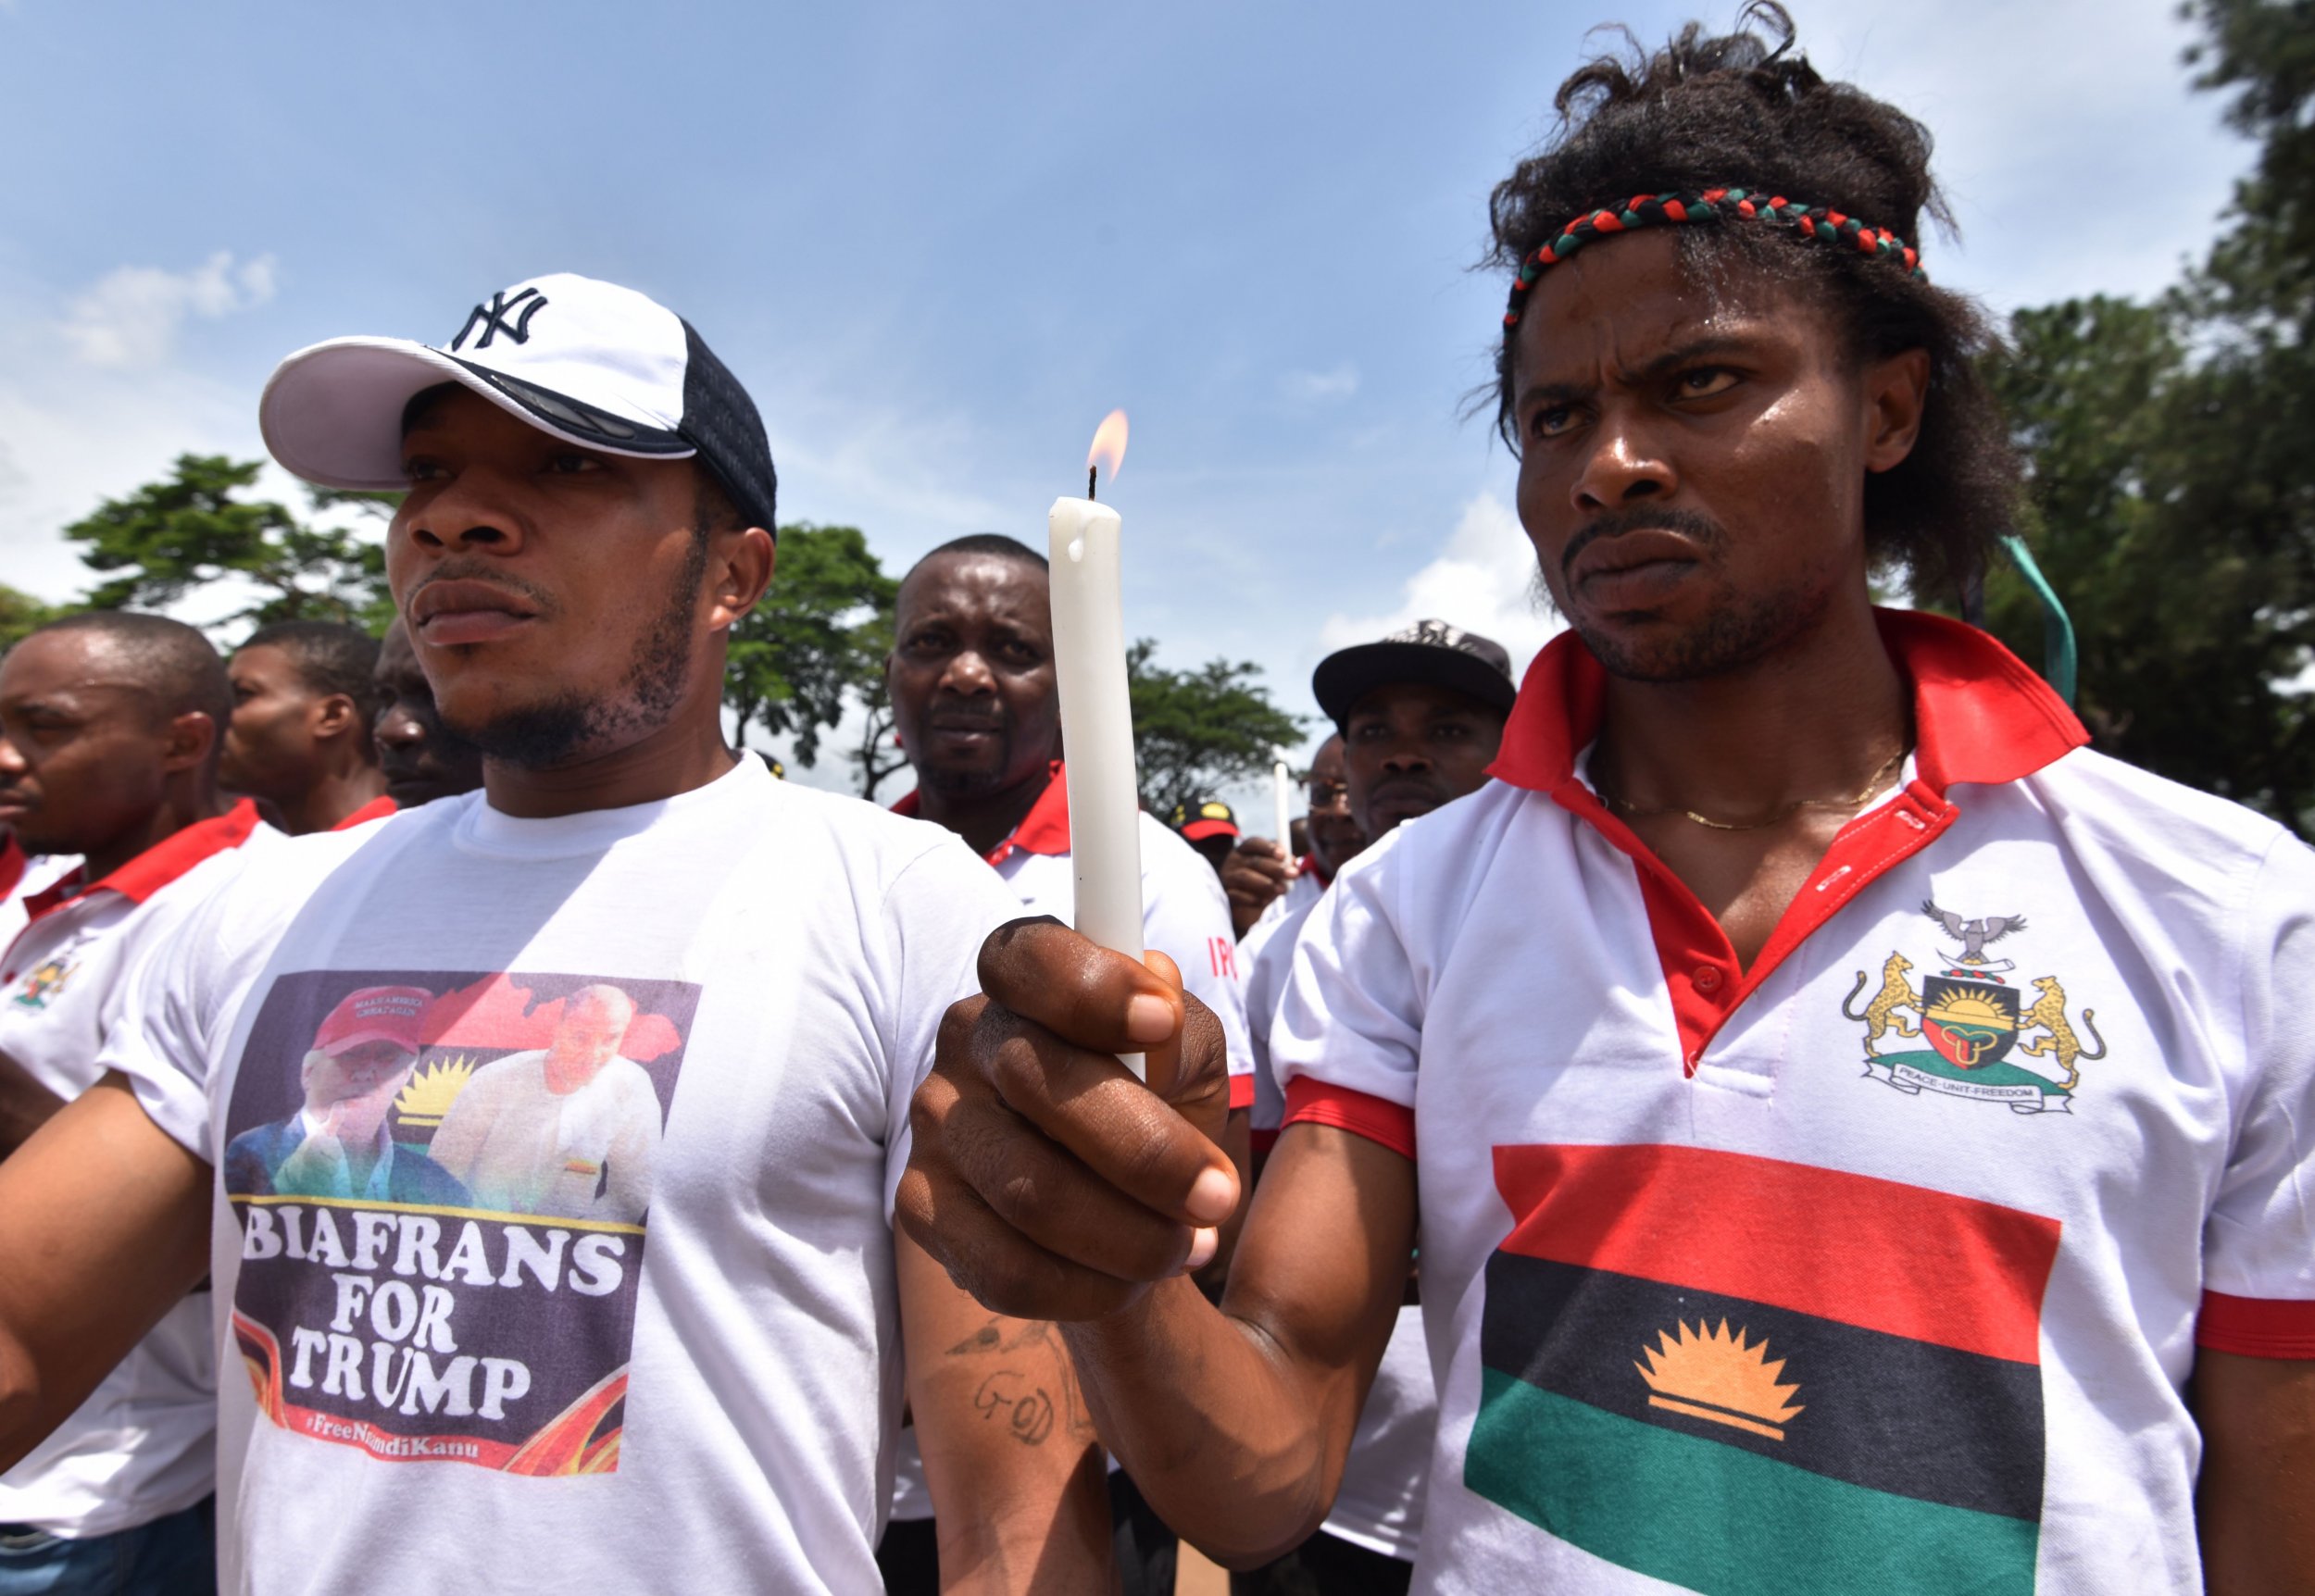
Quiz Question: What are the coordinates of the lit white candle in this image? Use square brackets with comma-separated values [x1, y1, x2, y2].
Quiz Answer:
[1047, 410, 1146, 1079]
[1273, 756, 1295, 873]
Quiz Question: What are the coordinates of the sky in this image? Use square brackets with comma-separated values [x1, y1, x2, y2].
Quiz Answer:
[0, 1, 2255, 810]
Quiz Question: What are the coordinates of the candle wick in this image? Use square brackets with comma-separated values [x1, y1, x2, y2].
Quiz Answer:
[1087, 465, 1098, 502]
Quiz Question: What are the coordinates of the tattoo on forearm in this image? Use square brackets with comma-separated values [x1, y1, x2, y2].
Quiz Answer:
[946, 1315, 1095, 1444]
[971, 1372, 1057, 1444]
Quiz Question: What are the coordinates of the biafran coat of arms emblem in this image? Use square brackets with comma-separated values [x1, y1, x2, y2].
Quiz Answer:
[1842, 900, 2107, 1115]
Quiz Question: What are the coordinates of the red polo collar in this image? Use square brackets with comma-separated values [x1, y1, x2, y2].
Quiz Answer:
[1488, 608, 2085, 798]
[0, 835, 22, 904]
[23, 799, 265, 923]
[332, 794, 398, 831]
[893, 762, 1073, 867]
[1484, 610, 2089, 1075]
[1301, 853, 1333, 890]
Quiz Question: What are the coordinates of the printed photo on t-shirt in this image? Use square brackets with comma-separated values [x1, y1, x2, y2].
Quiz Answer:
[219, 969, 699, 1474]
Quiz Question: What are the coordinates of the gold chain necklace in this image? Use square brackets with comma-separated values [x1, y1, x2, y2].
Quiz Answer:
[1595, 744, 1909, 833]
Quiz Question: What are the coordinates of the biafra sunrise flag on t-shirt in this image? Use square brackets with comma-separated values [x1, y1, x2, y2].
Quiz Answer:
[1467, 1144, 2061, 1595]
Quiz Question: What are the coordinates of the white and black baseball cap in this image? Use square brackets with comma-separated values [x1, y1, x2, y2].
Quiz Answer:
[1313, 618, 1519, 729]
[258, 272, 778, 533]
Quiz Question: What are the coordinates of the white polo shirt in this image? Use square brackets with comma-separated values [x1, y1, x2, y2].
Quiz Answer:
[0, 800, 271, 1538]
[889, 763, 1256, 1520]
[1246, 892, 1433, 1565]
[1275, 611, 2315, 1596]
[96, 760, 1022, 1594]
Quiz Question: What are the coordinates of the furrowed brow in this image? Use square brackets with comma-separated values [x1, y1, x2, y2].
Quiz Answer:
[1622, 333, 1761, 387]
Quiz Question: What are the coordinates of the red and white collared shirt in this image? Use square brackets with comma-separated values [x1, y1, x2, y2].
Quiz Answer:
[1274, 610, 2315, 1596]
[0, 799, 276, 1538]
[0, 835, 79, 952]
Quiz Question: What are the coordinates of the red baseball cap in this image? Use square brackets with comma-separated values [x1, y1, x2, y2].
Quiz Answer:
[313, 986, 433, 1057]
[1170, 799, 1241, 843]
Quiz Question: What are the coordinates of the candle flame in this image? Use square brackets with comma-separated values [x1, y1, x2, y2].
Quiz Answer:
[1086, 409, 1130, 488]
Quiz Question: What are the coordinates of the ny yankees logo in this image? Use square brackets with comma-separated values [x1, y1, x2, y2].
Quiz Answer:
[451, 287, 549, 352]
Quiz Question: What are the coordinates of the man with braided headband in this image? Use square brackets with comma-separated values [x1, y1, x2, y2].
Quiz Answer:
[900, 9, 2315, 1593]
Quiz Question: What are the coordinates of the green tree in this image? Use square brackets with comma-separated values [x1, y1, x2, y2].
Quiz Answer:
[63, 455, 395, 630]
[723, 523, 898, 779]
[1975, 0, 2315, 833]
[845, 613, 911, 803]
[0, 584, 64, 651]
[1126, 639, 1304, 818]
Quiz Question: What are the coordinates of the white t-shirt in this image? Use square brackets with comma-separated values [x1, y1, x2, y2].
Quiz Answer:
[0, 804, 272, 1537]
[1275, 613, 2315, 1596]
[888, 765, 1256, 1520]
[1245, 894, 1434, 1563]
[99, 758, 1020, 1594]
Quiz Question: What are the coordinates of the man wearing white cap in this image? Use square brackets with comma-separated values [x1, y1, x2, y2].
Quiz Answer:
[0, 275, 1110, 1593]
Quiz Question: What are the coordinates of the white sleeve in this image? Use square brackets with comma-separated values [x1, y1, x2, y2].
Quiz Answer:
[1244, 919, 1295, 1135]
[880, 834, 1029, 1217]
[1139, 830, 1255, 1104]
[93, 860, 271, 1164]
[2198, 831, 2315, 1357]
[1270, 832, 1421, 1159]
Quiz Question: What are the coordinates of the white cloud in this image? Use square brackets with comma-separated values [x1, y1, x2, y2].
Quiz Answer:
[59, 251, 278, 368]
[1801, 0, 2242, 312]
[0, 263, 280, 605]
[1318, 491, 1562, 680]
[1279, 362, 1359, 403]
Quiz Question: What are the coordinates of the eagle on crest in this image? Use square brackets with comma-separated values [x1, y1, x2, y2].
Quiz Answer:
[1921, 900, 2027, 966]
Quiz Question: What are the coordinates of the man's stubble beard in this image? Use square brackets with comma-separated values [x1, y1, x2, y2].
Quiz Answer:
[458, 533, 710, 770]
[917, 733, 1020, 801]
[1533, 514, 1845, 685]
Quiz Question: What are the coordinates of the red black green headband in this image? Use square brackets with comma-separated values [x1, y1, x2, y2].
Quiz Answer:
[1501, 187, 1925, 329]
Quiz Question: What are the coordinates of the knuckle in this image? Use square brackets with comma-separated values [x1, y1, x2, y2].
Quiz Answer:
[906, 1079, 954, 1152]
[984, 1029, 1051, 1106]
[935, 995, 988, 1056]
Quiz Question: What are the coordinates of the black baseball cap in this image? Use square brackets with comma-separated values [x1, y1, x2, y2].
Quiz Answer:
[258, 272, 778, 534]
[1313, 619, 1518, 730]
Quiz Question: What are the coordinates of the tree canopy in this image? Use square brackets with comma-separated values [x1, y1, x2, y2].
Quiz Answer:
[1977, 0, 2315, 833]
[0, 584, 63, 651]
[722, 523, 898, 779]
[60, 454, 396, 632]
[1126, 639, 1305, 819]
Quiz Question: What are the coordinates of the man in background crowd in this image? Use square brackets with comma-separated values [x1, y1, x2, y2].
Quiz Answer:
[1170, 798, 1241, 877]
[1236, 621, 1513, 1594]
[882, 530, 1256, 1596]
[1221, 732, 1361, 949]
[0, 611, 276, 1595]
[370, 619, 482, 807]
[220, 619, 393, 833]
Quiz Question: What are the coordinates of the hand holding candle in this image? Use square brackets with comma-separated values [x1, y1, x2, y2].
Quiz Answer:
[1047, 410, 1149, 1079]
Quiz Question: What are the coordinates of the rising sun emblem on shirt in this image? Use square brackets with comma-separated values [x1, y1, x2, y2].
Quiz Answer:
[1841, 899, 2108, 1115]
[1635, 1319, 1804, 1441]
